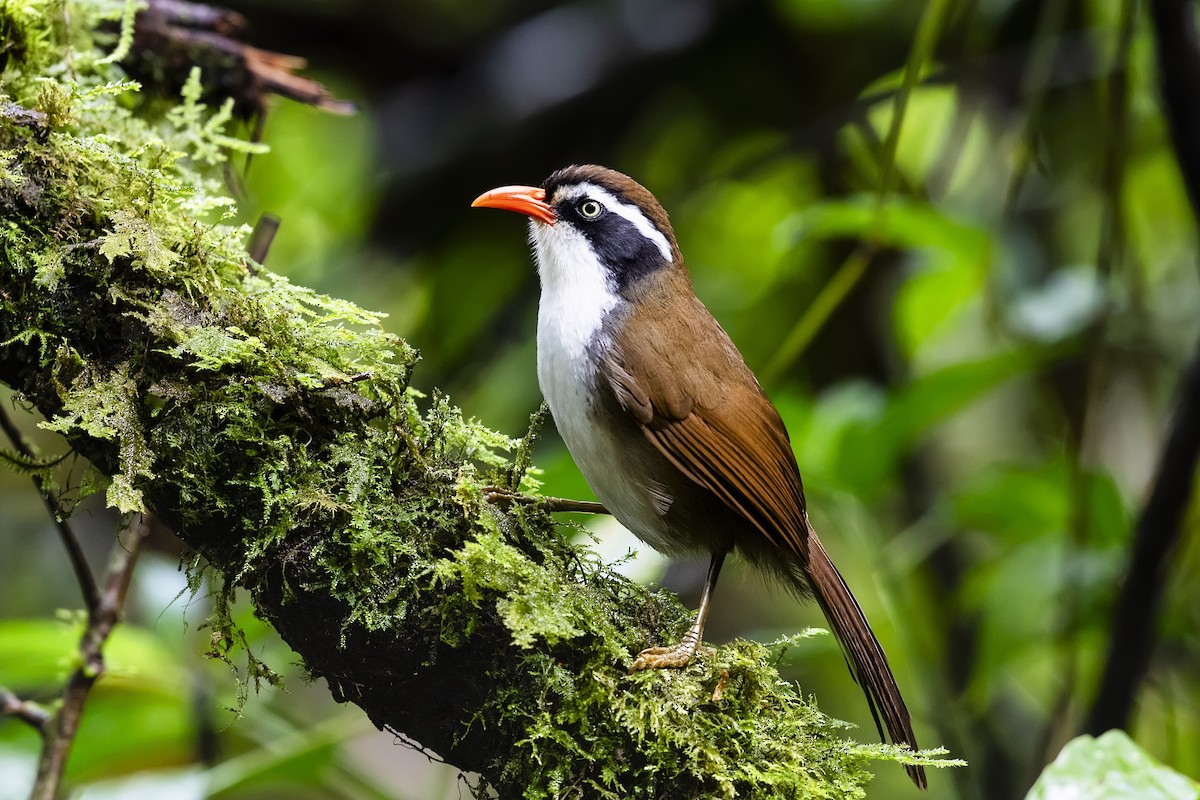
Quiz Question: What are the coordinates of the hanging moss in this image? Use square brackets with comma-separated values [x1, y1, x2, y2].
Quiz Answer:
[0, 1, 952, 796]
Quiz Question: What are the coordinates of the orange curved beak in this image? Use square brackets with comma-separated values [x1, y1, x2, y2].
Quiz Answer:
[471, 185, 556, 225]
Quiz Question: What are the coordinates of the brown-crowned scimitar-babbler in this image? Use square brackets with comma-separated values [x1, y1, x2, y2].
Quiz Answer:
[473, 164, 926, 789]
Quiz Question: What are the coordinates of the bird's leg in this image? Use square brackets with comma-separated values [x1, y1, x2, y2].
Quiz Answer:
[629, 551, 726, 671]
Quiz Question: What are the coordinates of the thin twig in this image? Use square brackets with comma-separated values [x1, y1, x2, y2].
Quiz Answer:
[1032, 1, 1140, 768]
[1003, 0, 1069, 211]
[1095, 0, 1137, 283]
[761, 0, 954, 382]
[0, 406, 98, 614]
[762, 243, 877, 384]
[538, 497, 608, 514]
[1, 686, 51, 733]
[30, 514, 149, 800]
[1026, 0, 1137, 763]
[1084, 343, 1200, 735]
[247, 213, 280, 265]
[483, 487, 608, 515]
[61, 3, 75, 82]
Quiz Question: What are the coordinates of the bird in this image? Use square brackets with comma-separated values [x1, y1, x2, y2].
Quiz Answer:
[472, 164, 926, 789]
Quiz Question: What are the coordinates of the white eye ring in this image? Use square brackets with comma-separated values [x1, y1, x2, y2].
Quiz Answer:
[577, 199, 603, 219]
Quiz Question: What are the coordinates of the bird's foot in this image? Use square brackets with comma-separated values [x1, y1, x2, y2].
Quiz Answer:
[628, 640, 707, 672]
[629, 645, 692, 671]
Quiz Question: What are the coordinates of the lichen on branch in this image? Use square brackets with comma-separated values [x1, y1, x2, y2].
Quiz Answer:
[0, 1, 948, 796]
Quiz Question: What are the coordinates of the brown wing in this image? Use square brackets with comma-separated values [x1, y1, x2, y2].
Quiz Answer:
[604, 278, 926, 788]
[603, 281, 809, 562]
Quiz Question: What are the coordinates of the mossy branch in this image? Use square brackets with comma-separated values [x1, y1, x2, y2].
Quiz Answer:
[0, 2, 949, 796]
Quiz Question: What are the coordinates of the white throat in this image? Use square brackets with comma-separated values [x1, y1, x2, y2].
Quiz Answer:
[529, 217, 620, 381]
[529, 217, 669, 547]
[530, 212, 625, 512]
[526, 198, 682, 552]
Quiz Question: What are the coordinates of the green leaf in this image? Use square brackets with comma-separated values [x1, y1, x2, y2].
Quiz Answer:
[953, 457, 1131, 547]
[1026, 731, 1199, 800]
[836, 344, 1067, 496]
[0, 619, 197, 783]
[678, 158, 821, 308]
[203, 716, 347, 798]
[98, 227, 132, 263]
[953, 460, 1072, 542]
[781, 196, 993, 357]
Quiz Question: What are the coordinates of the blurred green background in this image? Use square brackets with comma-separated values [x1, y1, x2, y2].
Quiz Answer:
[2, 0, 1199, 798]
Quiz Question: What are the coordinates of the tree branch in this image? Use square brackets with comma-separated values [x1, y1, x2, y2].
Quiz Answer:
[31, 515, 148, 800]
[0, 406, 99, 614]
[1083, 0, 1200, 735]
[0, 686, 50, 733]
[124, 0, 357, 119]
[0, 3, 945, 796]
[1084, 346, 1200, 734]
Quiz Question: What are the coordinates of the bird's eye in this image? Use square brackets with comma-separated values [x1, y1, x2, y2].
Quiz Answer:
[577, 199, 604, 219]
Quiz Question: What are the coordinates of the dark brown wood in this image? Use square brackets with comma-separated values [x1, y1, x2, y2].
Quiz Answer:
[124, 0, 356, 121]
[0, 687, 50, 732]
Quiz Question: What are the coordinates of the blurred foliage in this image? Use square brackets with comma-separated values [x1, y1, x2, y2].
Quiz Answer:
[3, 0, 1200, 798]
[0, 559, 434, 800]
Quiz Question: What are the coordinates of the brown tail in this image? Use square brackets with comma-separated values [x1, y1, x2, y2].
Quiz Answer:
[806, 533, 927, 789]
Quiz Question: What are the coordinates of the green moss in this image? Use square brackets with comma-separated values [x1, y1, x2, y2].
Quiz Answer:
[41, 361, 152, 512]
[0, 1, 956, 795]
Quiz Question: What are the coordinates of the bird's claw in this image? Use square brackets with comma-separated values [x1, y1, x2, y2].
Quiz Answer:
[628, 643, 698, 672]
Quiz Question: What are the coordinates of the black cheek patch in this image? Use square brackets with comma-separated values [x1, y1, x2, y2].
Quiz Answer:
[580, 214, 669, 293]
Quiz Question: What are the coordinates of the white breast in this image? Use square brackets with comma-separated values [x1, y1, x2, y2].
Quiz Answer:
[530, 220, 680, 554]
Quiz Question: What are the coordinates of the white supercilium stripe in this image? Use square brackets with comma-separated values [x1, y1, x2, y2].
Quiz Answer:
[554, 182, 673, 263]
